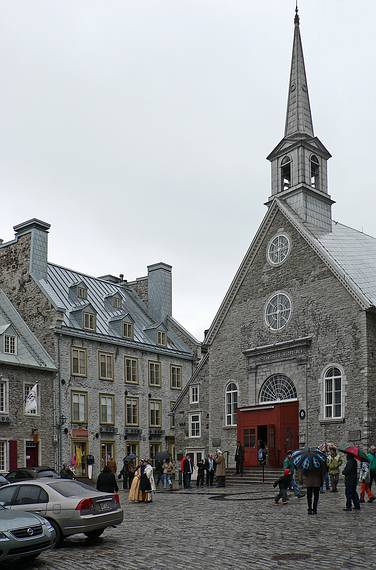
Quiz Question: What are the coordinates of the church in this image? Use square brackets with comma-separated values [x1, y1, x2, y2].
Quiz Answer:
[174, 8, 376, 469]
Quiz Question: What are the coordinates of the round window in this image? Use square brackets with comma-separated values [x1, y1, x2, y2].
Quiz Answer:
[267, 234, 290, 265]
[265, 292, 292, 330]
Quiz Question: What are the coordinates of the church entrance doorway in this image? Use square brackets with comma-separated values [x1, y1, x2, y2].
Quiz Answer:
[237, 400, 298, 467]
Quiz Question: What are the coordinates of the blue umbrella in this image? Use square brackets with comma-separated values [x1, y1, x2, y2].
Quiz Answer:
[291, 447, 327, 470]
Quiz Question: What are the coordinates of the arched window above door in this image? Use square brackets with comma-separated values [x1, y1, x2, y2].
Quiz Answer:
[259, 374, 297, 403]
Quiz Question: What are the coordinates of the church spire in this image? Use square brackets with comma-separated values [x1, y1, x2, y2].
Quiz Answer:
[284, 5, 314, 137]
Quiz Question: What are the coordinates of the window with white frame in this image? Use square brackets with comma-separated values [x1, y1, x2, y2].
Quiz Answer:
[125, 397, 139, 426]
[112, 296, 122, 309]
[324, 367, 342, 419]
[123, 322, 133, 339]
[0, 441, 8, 472]
[189, 413, 201, 437]
[157, 331, 167, 346]
[99, 352, 114, 380]
[225, 382, 238, 426]
[170, 365, 182, 389]
[4, 335, 17, 355]
[190, 385, 199, 404]
[125, 357, 138, 384]
[149, 361, 161, 387]
[72, 391, 87, 423]
[149, 399, 162, 427]
[0, 380, 9, 414]
[100, 394, 114, 424]
[77, 286, 87, 300]
[24, 383, 39, 415]
[71, 347, 87, 377]
[83, 312, 96, 331]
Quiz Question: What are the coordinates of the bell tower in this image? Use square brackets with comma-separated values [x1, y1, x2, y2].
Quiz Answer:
[266, 7, 334, 233]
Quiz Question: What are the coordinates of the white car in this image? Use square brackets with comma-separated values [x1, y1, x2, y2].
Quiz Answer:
[0, 479, 123, 546]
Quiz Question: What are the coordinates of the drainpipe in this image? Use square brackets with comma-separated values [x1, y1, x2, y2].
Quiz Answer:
[57, 333, 62, 470]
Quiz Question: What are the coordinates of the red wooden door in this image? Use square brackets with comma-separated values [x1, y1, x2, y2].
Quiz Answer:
[242, 427, 257, 467]
[26, 442, 38, 468]
[267, 425, 277, 466]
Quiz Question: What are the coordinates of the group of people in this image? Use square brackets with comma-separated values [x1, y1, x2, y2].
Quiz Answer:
[181, 450, 225, 488]
[274, 444, 376, 515]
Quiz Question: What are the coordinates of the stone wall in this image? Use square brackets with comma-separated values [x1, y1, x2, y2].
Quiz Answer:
[0, 364, 56, 470]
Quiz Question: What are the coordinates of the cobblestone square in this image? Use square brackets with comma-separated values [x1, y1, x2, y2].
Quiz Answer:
[5, 483, 376, 570]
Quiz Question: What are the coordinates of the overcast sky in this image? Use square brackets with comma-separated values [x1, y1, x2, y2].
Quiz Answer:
[0, 0, 375, 341]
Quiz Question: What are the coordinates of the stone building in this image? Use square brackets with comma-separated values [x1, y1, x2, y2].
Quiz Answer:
[0, 220, 199, 477]
[174, 8, 376, 469]
[0, 288, 57, 472]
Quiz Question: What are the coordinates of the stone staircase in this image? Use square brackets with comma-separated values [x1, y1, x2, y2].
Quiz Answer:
[226, 466, 282, 486]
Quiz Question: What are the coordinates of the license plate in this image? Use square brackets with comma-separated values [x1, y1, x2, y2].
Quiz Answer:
[98, 501, 113, 511]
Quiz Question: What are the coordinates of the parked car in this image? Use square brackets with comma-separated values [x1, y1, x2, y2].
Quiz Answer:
[0, 474, 9, 487]
[0, 479, 124, 546]
[0, 503, 55, 563]
[5, 467, 60, 483]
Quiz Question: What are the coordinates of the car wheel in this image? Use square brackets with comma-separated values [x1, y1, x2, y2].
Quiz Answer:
[84, 528, 105, 539]
[47, 518, 63, 547]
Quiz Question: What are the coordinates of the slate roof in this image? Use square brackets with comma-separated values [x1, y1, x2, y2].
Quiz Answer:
[0, 288, 56, 370]
[41, 263, 192, 355]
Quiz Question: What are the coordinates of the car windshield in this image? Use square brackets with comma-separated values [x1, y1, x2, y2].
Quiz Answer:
[47, 480, 98, 497]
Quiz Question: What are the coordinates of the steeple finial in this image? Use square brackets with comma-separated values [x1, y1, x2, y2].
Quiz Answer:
[284, 5, 314, 137]
[294, 2, 300, 25]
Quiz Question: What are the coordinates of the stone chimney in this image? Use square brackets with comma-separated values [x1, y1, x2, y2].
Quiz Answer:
[147, 262, 172, 323]
[13, 219, 50, 281]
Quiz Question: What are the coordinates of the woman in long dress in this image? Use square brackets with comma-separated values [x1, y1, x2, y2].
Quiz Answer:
[128, 461, 145, 502]
[140, 459, 156, 503]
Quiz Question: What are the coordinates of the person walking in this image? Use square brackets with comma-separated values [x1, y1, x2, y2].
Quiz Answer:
[183, 454, 193, 489]
[118, 461, 128, 490]
[215, 449, 226, 487]
[367, 445, 376, 489]
[302, 466, 324, 515]
[96, 464, 119, 493]
[155, 460, 163, 487]
[327, 447, 342, 492]
[162, 458, 174, 490]
[359, 460, 375, 503]
[343, 453, 360, 512]
[273, 468, 292, 504]
[196, 459, 205, 488]
[283, 451, 304, 498]
[107, 456, 117, 475]
[140, 459, 156, 503]
[235, 441, 244, 475]
[205, 454, 216, 487]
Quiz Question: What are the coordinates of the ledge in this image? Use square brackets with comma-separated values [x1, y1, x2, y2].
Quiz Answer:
[319, 418, 345, 425]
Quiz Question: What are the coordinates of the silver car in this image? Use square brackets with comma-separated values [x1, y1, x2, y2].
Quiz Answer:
[0, 503, 55, 562]
[0, 479, 123, 546]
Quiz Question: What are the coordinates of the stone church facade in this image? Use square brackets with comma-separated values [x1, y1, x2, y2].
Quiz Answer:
[174, 9, 376, 468]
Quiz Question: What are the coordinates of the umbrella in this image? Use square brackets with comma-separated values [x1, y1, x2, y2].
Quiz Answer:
[291, 447, 327, 470]
[124, 453, 136, 462]
[155, 451, 170, 462]
[339, 446, 369, 462]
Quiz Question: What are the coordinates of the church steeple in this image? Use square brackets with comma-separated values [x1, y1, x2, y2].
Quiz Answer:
[284, 5, 314, 138]
[266, 7, 334, 234]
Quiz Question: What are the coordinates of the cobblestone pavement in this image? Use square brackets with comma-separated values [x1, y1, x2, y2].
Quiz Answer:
[5, 484, 376, 570]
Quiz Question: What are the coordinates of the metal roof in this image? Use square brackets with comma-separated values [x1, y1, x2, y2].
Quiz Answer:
[43, 263, 192, 355]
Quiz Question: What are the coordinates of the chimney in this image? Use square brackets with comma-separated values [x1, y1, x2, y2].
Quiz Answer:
[13, 218, 50, 281]
[147, 262, 172, 323]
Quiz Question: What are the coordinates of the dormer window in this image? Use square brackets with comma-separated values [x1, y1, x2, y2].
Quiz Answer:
[77, 286, 87, 300]
[112, 296, 122, 309]
[157, 331, 167, 346]
[4, 335, 17, 355]
[83, 312, 96, 331]
[311, 155, 320, 189]
[123, 321, 134, 340]
[281, 155, 292, 192]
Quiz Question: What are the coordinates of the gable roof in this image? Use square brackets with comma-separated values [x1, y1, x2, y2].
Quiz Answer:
[172, 353, 209, 411]
[41, 263, 193, 356]
[204, 199, 376, 346]
[0, 288, 56, 371]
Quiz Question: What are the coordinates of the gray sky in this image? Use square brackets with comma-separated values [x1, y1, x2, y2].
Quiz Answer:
[0, 0, 375, 340]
